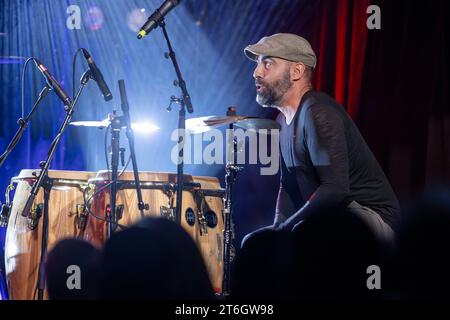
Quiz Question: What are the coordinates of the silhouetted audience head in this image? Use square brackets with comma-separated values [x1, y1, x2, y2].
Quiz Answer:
[101, 217, 214, 300]
[392, 186, 450, 299]
[45, 238, 102, 300]
[232, 227, 294, 300]
[233, 206, 383, 300]
[290, 208, 383, 300]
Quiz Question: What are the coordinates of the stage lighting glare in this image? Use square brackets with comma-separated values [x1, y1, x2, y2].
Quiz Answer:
[131, 122, 160, 134]
[85, 6, 104, 31]
[127, 8, 149, 33]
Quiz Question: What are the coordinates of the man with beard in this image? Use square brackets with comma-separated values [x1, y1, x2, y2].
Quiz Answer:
[241, 33, 400, 244]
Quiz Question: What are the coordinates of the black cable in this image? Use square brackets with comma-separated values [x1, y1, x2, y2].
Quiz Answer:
[83, 156, 131, 230]
[72, 48, 85, 100]
[83, 186, 127, 230]
[21, 57, 36, 119]
[83, 181, 126, 229]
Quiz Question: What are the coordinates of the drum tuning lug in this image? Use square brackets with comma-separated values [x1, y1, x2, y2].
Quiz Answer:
[0, 202, 12, 228]
[164, 52, 170, 59]
[27, 203, 43, 230]
[173, 80, 179, 87]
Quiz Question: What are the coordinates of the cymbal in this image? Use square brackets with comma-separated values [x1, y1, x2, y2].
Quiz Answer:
[70, 119, 110, 129]
[70, 118, 159, 133]
[234, 118, 281, 132]
[186, 115, 280, 134]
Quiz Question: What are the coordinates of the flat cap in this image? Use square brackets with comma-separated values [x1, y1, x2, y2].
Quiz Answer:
[244, 33, 316, 69]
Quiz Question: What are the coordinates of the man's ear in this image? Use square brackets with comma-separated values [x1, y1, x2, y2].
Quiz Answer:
[291, 63, 306, 81]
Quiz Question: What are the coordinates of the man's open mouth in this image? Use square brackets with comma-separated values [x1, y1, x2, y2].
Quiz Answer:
[256, 84, 264, 92]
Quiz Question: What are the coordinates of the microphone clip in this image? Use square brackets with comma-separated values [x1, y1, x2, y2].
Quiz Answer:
[167, 95, 183, 112]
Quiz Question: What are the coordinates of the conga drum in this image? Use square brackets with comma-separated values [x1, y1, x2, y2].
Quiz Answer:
[87, 171, 225, 293]
[4, 170, 96, 300]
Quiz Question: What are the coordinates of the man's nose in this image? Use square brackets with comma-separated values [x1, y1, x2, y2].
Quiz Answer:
[253, 63, 264, 79]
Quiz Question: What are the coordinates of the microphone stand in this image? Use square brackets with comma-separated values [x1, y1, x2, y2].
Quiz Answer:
[21, 70, 91, 220]
[158, 18, 194, 224]
[0, 85, 51, 168]
[107, 81, 149, 238]
[19, 70, 91, 300]
[118, 79, 147, 218]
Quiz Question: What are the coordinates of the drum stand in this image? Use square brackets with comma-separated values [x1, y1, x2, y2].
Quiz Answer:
[221, 107, 241, 297]
[36, 175, 52, 300]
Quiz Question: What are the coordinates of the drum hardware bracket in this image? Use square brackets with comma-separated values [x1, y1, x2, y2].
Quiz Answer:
[26, 203, 44, 230]
[76, 204, 89, 232]
[0, 202, 12, 228]
[26, 174, 53, 231]
[0, 182, 15, 228]
[161, 185, 176, 221]
[160, 206, 175, 221]
[195, 194, 208, 236]
[105, 204, 125, 232]
[197, 208, 208, 236]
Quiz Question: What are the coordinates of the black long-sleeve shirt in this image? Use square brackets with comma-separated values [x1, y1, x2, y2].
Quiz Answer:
[276, 91, 400, 229]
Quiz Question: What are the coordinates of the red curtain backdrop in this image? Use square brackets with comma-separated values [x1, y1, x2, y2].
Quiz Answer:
[288, 0, 449, 198]
[309, 0, 370, 120]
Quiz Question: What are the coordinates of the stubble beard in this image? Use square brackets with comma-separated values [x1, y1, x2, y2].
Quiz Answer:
[256, 69, 292, 108]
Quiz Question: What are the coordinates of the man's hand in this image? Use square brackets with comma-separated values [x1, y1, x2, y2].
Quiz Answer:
[273, 213, 286, 228]
[274, 221, 291, 231]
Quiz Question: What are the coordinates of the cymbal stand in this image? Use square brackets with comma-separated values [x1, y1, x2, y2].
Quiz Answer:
[221, 107, 241, 297]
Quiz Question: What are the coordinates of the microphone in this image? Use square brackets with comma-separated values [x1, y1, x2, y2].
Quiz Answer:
[82, 49, 113, 101]
[137, 0, 181, 39]
[33, 58, 72, 107]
